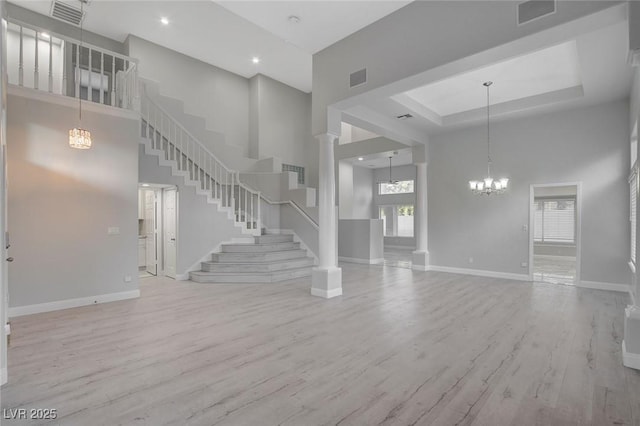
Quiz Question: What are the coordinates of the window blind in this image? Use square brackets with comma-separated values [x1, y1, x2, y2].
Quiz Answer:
[534, 198, 575, 243]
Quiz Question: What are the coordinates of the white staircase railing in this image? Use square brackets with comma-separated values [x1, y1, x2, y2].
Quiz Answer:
[140, 85, 261, 233]
[6, 19, 139, 110]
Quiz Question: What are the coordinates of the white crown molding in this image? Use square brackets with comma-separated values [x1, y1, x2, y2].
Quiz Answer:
[8, 290, 140, 318]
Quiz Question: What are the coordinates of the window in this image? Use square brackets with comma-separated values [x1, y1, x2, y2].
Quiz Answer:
[378, 180, 414, 195]
[631, 168, 637, 265]
[534, 198, 576, 244]
[379, 205, 414, 237]
[282, 164, 305, 185]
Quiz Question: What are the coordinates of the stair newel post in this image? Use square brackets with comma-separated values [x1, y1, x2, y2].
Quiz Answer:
[48, 36, 53, 93]
[244, 183, 248, 224]
[18, 26, 23, 87]
[111, 55, 116, 106]
[250, 189, 254, 229]
[257, 192, 261, 231]
[34, 31, 39, 90]
[231, 172, 236, 220]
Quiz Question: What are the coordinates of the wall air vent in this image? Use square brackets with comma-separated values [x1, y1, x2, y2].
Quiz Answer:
[50, 0, 85, 26]
[350, 68, 367, 88]
[517, 0, 555, 25]
[396, 114, 413, 120]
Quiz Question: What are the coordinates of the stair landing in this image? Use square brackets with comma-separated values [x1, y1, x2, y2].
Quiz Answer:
[189, 234, 313, 283]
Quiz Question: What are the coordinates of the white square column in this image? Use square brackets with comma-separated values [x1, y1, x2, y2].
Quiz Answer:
[311, 133, 342, 298]
[412, 157, 429, 271]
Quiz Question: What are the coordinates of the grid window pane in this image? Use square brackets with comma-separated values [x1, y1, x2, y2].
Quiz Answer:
[378, 180, 414, 195]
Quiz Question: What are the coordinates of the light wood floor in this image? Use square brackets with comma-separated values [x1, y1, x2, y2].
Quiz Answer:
[2, 263, 640, 425]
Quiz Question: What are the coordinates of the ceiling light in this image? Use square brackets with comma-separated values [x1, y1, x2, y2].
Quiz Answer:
[288, 15, 301, 24]
[469, 82, 509, 195]
[142, 184, 150, 187]
[358, 157, 364, 161]
[41, 32, 50, 39]
[252, 57, 260, 64]
[160, 17, 169, 25]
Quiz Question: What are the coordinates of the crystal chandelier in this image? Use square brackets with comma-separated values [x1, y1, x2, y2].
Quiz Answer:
[469, 81, 508, 195]
[69, 1, 92, 149]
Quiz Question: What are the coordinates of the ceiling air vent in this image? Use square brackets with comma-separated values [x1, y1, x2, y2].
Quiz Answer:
[350, 68, 367, 89]
[396, 114, 413, 120]
[518, 0, 555, 25]
[50, 0, 85, 26]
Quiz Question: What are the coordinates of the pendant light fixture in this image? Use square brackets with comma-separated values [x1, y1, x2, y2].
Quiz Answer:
[387, 154, 398, 184]
[469, 81, 508, 195]
[69, 0, 92, 149]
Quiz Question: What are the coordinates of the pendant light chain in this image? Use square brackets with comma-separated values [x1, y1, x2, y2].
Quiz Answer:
[485, 81, 492, 178]
[78, 0, 83, 123]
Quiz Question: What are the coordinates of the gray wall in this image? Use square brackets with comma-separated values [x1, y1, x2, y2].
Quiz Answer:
[126, 35, 250, 156]
[7, 95, 139, 307]
[249, 74, 315, 186]
[373, 164, 416, 247]
[338, 219, 383, 261]
[429, 100, 630, 284]
[311, 1, 618, 134]
[139, 145, 245, 274]
[338, 161, 353, 219]
[353, 165, 373, 219]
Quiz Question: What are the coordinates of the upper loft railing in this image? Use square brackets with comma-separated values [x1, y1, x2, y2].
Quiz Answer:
[6, 19, 139, 111]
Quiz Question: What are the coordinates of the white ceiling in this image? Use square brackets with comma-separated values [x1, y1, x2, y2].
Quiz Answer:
[217, 1, 411, 54]
[345, 147, 413, 169]
[346, 17, 634, 141]
[403, 41, 582, 117]
[10, 0, 410, 93]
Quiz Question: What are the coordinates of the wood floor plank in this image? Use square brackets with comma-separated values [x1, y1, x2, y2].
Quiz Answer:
[0, 264, 638, 425]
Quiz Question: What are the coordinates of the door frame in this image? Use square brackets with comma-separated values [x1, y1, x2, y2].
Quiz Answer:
[162, 187, 178, 279]
[139, 183, 177, 278]
[528, 182, 582, 284]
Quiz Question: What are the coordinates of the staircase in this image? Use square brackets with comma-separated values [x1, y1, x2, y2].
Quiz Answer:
[190, 233, 314, 283]
[139, 84, 316, 283]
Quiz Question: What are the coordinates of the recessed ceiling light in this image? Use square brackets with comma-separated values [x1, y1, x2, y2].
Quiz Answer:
[141, 183, 150, 187]
[160, 17, 169, 25]
[358, 157, 364, 161]
[252, 57, 260, 64]
[288, 15, 301, 24]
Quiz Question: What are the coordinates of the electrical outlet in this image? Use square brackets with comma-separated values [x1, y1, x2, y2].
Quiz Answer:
[522, 224, 528, 232]
[521, 262, 528, 268]
[107, 227, 120, 235]
[124, 275, 132, 283]
[468, 257, 474, 264]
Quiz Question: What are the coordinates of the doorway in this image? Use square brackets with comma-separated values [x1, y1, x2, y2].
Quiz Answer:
[138, 184, 177, 279]
[529, 183, 581, 285]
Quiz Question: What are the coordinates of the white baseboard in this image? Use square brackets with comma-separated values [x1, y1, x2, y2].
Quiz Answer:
[8, 290, 141, 318]
[412, 264, 430, 271]
[310, 287, 343, 298]
[1, 367, 6, 386]
[578, 281, 629, 293]
[623, 340, 640, 370]
[175, 273, 190, 281]
[338, 256, 384, 265]
[427, 265, 530, 282]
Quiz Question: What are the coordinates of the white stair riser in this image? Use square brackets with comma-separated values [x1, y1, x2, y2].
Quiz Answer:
[212, 250, 307, 263]
[201, 258, 314, 273]
[221, 242, 299, 253]
[255, 235, 293, 244]
[190, 267, 312, 283]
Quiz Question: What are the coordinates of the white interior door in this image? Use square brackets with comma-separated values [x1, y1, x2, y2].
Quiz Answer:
[144, 190, 157, 276]
[163, 188, 177, 279]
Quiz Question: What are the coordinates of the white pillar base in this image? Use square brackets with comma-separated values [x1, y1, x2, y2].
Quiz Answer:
[412, 250, 430, 271]
[311, 267, 343, 298]
[624, 305, 640, 370]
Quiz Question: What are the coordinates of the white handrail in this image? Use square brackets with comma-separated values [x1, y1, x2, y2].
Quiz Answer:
[141, 86, 262, 233]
